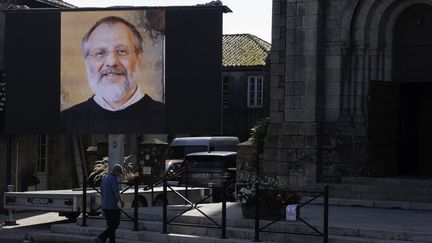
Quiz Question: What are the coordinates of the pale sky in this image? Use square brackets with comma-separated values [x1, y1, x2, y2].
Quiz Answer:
[65, 0, 272, 43]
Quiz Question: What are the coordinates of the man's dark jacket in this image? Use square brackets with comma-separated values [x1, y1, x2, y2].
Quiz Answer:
[61, 95, 165, 133]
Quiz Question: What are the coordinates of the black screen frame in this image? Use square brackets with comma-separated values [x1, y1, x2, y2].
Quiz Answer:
[3, 6, 224, 134]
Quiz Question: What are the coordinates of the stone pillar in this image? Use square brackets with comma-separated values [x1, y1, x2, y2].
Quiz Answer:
[265, 0, 322, 190]
[108, 135, 124, 171]
[236, 141, 258, 184]
[265, 0, 288, 185]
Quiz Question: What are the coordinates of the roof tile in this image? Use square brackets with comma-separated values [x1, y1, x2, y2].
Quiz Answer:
[223, 34, 271, 68]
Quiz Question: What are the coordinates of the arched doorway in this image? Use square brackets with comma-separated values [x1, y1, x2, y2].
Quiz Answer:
[394, 4, 432, 176]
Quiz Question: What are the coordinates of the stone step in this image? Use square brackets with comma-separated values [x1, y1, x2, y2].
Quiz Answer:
[54, 221, 287, 242]
[325, 182, 432, 195]
[78, 214, 323, 236]
[316, 182, 432, 203]
[304, 196, 432, 211]
[341, 177, 432, 187]
[34, 223, 427, 243]
[330, 235, 426, 243]
[118, 205, 229, 221]
[30, 232, 148, 243]
[76, 215, 432, 242]
[78, 216, 147, 229]
[78, 213, 295, 231]
[44, 223, 278, 243]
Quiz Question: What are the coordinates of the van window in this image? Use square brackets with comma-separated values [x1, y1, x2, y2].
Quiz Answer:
[186, 155, 237, 168]
[166, 145, 208, 160]
[209, 145, 237, 152]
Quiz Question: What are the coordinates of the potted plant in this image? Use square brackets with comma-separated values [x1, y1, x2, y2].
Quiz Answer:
[237, 175, 301, 220]
[87, 155, 139, 187]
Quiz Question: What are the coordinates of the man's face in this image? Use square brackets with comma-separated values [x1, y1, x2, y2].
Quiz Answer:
[84, 22, 143, 106]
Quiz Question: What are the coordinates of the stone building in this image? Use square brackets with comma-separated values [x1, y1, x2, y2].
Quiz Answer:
[266, 0, 432, 203]
[222, 34, 271, 140]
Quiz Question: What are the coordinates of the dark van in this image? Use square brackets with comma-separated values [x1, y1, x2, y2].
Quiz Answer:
[165, 137, 239, 173]
[181, 151, 237, 201]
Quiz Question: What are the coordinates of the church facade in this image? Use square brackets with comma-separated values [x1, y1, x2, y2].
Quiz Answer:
[266, 0, 432, 202]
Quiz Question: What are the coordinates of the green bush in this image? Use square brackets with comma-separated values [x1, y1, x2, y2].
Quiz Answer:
[249, 117, 269, 152]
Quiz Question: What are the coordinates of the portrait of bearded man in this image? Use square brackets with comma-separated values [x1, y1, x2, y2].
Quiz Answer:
[61, 14, 165, 133]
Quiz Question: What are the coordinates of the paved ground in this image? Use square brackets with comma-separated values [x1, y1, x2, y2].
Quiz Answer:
[0, 240, 21, 243]
[2, 203, 432, 241]
[0, 211, 72, 241]
[300, 204, 432, 233]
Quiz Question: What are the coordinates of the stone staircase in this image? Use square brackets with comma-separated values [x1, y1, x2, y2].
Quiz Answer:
[316, 177, 432, 210]
[29, 203, 432, 243]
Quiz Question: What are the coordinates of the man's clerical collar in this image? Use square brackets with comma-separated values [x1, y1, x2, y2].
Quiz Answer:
[93, 87, 144, 111]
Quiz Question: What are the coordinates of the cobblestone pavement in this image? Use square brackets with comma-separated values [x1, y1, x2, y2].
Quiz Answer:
[0, 211, 71, 241]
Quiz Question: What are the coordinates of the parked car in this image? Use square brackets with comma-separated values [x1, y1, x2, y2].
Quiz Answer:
[165, 136, 239, 174]
[180, 151, 237, 202]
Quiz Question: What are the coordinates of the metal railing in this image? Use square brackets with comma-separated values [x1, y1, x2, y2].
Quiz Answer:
[254, 185, 329, 242]
[160, 175, 230, 239]
[80, 164, 228, 235]
[142, 165, 188, 205]
[152, 163, 234, 239]
[81, 176, 140, 231]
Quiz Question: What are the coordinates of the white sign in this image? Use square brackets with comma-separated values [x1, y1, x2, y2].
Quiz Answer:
[142, 166, 152, 175]
[286, 204, 299, 221]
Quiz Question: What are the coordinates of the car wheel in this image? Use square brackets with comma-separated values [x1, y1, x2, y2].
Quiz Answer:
[131, 196, 148, 208]
[153, 195, 168, 206]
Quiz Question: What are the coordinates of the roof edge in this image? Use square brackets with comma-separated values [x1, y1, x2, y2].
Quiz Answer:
[36, 0, 76, 8]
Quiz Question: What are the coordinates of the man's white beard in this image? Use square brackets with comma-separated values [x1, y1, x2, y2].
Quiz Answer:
[91, 78, 130, 104]
[88, 70, 137, 105]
